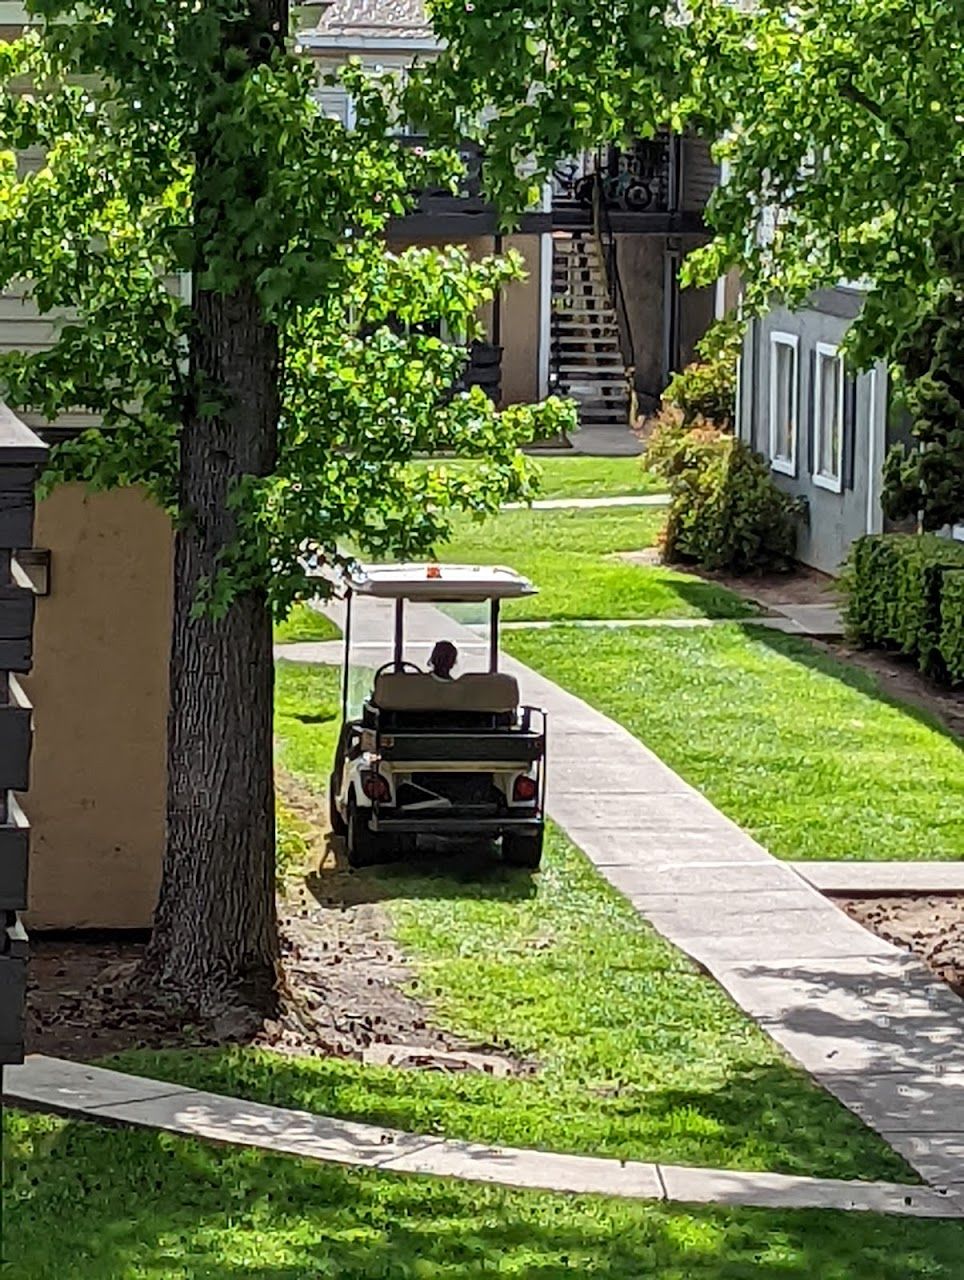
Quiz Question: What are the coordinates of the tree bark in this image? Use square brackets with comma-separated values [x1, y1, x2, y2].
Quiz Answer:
[144, 0, 286, 1019]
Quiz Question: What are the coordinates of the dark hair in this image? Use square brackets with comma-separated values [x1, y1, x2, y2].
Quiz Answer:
[429, 640, 457, 678]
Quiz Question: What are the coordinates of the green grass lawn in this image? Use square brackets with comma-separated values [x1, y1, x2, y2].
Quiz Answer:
[6, 1112, 962, 1280]
[505, 624, 964, 861]
[438, 507, 751, 621]
[526, 455, 665, 499]
[273, 602, 341, 645]
[412, 453, 665, 500]
[239, 661, 911, 1180]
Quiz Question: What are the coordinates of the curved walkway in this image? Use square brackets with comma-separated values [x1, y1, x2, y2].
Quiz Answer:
[3, 1056, 957, 1218]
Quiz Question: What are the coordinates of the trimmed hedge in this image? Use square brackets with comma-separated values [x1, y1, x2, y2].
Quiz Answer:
[845, 534, 964, 683]
[940, 570, 964, 684]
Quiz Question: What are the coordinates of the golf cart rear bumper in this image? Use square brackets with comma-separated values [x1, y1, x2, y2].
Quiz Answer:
[370, 814, 543, 835]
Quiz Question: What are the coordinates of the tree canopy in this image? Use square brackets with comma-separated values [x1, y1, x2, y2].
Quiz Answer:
[0, 0, 571, 1016]
[0, 7, 571, 617]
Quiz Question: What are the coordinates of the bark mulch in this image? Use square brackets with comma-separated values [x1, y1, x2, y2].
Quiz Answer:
[840, 896, 964, 999]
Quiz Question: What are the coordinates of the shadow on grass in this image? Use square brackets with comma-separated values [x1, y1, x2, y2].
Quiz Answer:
[741, 623, 963, 749]
[109, 1047, 913, 1185]
[6, 1111, 963, 1279]
[304, 834, 539, 909]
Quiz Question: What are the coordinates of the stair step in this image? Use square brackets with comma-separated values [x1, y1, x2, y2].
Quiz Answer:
[554, 347, 624, 359]
[555, 360, 624, 371]
[554, 321, 619, 332]
[553, 301, 615, 312]
[553, 340, 619, 350]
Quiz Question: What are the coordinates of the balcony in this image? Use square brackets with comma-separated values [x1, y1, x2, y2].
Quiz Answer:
[552, 134, 717, 234]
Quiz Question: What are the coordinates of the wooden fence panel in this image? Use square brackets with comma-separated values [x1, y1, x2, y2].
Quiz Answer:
[0, 404, 47, 1068]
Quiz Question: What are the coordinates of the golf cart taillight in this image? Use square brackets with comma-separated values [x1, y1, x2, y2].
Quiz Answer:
[361, 770, 391, 803]
[513, 774, 538, 803]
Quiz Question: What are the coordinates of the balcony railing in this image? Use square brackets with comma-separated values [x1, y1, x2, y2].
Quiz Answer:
[553, 135, 677, 217]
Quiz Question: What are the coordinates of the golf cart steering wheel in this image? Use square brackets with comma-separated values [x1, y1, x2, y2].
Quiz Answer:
[374, 660, 422, 676]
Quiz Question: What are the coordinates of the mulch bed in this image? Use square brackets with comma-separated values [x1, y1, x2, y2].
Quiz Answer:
[839, 896, 964, 998]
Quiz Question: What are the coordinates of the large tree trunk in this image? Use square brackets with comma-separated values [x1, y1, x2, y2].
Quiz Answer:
[147, 283, 280, 1018]
[144, 0, 286, 1019]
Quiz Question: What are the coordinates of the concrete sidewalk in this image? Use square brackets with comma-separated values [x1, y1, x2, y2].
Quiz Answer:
[5, 1057, 956, 1217]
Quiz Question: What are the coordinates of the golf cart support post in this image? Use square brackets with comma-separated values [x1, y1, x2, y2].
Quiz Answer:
[329, 563, 547, 868]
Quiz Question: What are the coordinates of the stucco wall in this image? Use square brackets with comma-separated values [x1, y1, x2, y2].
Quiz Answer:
[23, 485, 172, 928]
[678, 235, 716, 369]
[499, 234, 541, 405]
[739, 294, 888, 575]
[615, 233, 714, 410]
[615, 236, 664, 404]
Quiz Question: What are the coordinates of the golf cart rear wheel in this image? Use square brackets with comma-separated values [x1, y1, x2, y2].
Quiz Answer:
[346, 796, 387, 868]
[328, 773, 347, 837]
[502, 828, 544, 869]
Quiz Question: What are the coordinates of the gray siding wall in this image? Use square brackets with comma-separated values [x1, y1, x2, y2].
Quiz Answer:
[738, 291, 888, 576]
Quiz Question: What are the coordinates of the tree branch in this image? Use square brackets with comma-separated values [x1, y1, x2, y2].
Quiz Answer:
[838, 80, 911, 146]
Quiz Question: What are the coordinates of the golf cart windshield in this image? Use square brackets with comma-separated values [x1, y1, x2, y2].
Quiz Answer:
[344, 597, 493, 722]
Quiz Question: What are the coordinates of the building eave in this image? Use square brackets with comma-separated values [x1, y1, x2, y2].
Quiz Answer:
[298, 31, 441, 52]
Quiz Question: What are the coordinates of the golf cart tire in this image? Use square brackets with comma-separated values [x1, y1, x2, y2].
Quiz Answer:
[502, 828, 544, 869]
[346, 796, 387, 868]
[328, 773, 347, 837]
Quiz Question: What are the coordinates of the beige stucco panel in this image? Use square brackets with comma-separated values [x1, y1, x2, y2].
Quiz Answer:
[365, 233, 539, 401]
[500, 234, 540, 406]
[23, 484, 172, 929]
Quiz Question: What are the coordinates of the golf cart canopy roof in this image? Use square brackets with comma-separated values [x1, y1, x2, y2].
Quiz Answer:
[345, 563, 537, 602]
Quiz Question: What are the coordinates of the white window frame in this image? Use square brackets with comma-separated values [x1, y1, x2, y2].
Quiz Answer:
[768, 331, 799, 476]
[812, 341, 845, 494]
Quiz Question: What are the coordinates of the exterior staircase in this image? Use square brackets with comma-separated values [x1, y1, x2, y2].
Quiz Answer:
[550, 233, 630, 429]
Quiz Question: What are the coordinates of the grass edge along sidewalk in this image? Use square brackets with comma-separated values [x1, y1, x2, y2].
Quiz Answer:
[504, 623, 964, 863]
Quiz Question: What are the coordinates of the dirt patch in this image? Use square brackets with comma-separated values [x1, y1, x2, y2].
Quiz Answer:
[24, 770, 525, 1080]
[839, 896, 964, 998]
[702, 563, 841, 610]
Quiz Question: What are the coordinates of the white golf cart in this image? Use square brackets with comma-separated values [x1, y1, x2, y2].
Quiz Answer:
[328, 563, 547, 869]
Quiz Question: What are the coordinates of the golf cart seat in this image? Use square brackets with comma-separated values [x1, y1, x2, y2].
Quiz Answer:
[372, 671, 520, 714]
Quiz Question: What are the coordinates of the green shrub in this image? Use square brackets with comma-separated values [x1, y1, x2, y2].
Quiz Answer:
[644, 404, 695, 478]
[658, 426, 800, 574]
[661, 318, 741, 428]
[939, 570, 964, 684]
[845, 534, 964, 681]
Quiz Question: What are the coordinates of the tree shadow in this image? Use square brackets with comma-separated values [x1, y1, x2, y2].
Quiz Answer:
[739, 623, 963, 748]
[5, 1110, 963, 1279]
[304, 833, 539, 910]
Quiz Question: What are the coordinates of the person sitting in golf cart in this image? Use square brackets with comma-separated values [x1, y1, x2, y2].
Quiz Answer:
[428, 640, 458, 681]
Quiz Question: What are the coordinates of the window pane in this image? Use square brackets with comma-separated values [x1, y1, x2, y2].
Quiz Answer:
[818, 354, 842, 478]
[773, 343, 795, 460]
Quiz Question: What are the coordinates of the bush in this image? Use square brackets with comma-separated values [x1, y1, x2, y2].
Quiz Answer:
[941, 571, 964, 684]
[643, 404, 695, 477]
[845, 534, 964, 682]
[655, 425, 800, 574]
[661, 318, 741, 429]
